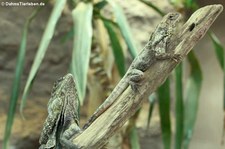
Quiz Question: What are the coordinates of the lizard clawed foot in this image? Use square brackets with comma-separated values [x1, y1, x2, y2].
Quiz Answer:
[130, 81, 141, 93]
[128, 69, 144, 93]
[172, 54, 182, 62]
[60, 137, 80, 149]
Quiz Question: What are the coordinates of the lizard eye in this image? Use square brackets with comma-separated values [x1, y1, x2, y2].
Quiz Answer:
[168, 14, 175, 20]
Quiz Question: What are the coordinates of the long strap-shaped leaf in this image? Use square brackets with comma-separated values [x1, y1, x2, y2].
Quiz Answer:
[107, 0, 138, 58]
[139, 0, 165, 16]
[209, 32, 225, 143]
[102, 19, 125, 76]
[20, 0, 67, 114]
[158, 79, 172, 149]
[71, 2, 93, 104]
[175, 63, 184, 149]
[3, 6, 42, 149]
[209, 32, 224, 69]
[183, 51, 202, 149]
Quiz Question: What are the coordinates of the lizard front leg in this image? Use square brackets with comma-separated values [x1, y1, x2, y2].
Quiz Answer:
[60, 138, 79, 149]
[58, 121, 81, 149]
[127, 69, 144, 92]
[60, 122, 81, 149]
[127, 53, 181, 93]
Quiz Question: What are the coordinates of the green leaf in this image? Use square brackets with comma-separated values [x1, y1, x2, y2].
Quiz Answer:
[71, 2, 93, 104]
[3, 6, 42, 149]
[107, 0, 138, 59]
[185, 0, 194, 7]
[20, 0, 67, 114]
[209, 32, 224, 69]
[184, 0, 198, 10]
[127, 110, 141, 149]
[61, 27, 74, 43]
[102, 19, 125, 76]
[175, 64, 184, 149]
[94, 0, 108, 10]
[147, 94, 156, 129]
[139, 0, 165, 16]
[183, 51, 202, 149]
[158, 79, 171, 149]
[129, 126, 141, 149]
[209, 32, 225, 143]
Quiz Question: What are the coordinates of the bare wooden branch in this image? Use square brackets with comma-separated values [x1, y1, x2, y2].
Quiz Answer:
[74, 4, 223, 148]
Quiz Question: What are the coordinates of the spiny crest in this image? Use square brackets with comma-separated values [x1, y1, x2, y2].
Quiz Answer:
[51, 74, 76, 96]
[51, 76, 65, 96]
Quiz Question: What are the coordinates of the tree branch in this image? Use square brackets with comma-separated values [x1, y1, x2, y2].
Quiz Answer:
[74, 4, 223, 148]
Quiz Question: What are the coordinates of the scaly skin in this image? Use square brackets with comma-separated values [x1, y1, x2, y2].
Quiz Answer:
[39, 74, 80, 149]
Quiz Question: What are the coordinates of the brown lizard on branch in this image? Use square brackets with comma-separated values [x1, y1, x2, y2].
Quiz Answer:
[83, 12, 182, 129]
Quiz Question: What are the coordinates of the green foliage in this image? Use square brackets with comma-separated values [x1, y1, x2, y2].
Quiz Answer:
[60, 27, 74, 44]
[209, 32, 224, 69]
[2, 6, 42, 149]
[147, 94, 156, 129]
[139, 0, 165, 16]
[20, 0, 67, 114]
[183, 51, 203, 149]
[184, 0, 198, 10]
[175, 64, 184, 149]
[71, 2, 93, 104]
[129, 126, 141, 149]
[158, 79, 172, 149]
[94, 0, 108, 10]
[209, 32, 225, 109]
[107, 0, 138, 58]
[102, 19, 125, 76]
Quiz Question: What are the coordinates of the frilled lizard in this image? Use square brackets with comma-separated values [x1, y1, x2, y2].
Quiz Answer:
[39, 74, 81, 149]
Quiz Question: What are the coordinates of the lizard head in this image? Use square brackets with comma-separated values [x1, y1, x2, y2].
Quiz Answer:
[51, 74, 77, 96]
[148, 12, 182, 43]
[148, 12, 182, 54]
[49, 73, 80, 125]
[40, 74, 80, 148]
[163, 12, 182, 30]
[158, 12, 182, 40]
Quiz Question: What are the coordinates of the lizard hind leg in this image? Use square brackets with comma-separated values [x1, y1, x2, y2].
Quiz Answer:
[128, 69, 144, 93]
[60, 122, 81, 149]
[60, 137, 80, 149]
